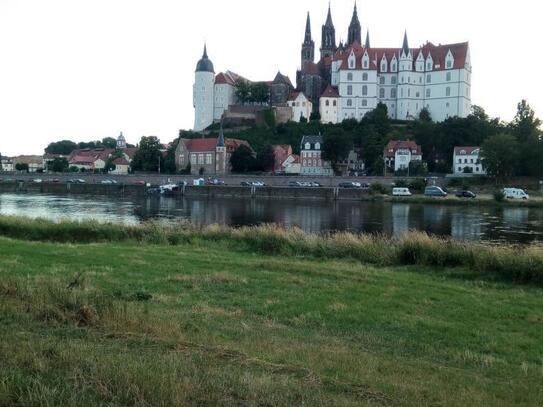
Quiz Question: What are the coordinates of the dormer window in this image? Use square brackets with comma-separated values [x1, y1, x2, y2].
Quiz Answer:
[315, 142, 321, 150]
[305, 143, 310, 150]
[391, 62, 397, 72]
[445, 50, 454, 70]
[363, 60, 368, 69]
[446, 60, 452, 69]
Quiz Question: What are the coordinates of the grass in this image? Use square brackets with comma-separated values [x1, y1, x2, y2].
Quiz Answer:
[1, 236, 543, 405]
[1, 216, 542, 285]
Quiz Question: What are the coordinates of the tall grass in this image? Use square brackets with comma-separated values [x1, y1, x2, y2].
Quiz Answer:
[1, 215, 542, 285]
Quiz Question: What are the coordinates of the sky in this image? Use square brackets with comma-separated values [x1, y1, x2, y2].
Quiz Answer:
[0, 0, 541, 156]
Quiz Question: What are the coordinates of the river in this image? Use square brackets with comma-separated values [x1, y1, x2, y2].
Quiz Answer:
[0, 192, 542, 244]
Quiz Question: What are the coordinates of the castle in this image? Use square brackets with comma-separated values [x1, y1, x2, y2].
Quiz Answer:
[193, 3, 471, 131]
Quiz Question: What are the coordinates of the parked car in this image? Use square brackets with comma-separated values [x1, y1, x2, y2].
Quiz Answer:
[338, 181, 361, 189]
[424, 186, 447, 197]
[134, 180, 146, 185]
[68, 179, 86, 184]
[456, 190, 476, 199]
[49, 178, 60, 183]
[206, 179, 226, 186]
[288, 181, 302, 187]
[241, 181, 266, 187]
[393, 187, 412, 197]
[32, 178, 43, 183]
[503, 188, 529, 200]
[309, 181, 322, 187]
[101, 179, 114, 185]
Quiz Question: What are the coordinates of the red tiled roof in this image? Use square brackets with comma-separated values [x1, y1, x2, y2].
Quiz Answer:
[454, 146, 480, 155]
[384, 140, 422, 158]
[112, 157, 130, 165]
[180, 138, 251, 153]
[69, 155, 98, 165]
[287, 91, 309, 102]
[321, 85, 339, 98]
[122, 147, 138, 159]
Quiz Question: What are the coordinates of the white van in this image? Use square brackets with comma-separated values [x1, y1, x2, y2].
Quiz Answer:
[503, 188, 529, 200]
[393, 187, 412, 197]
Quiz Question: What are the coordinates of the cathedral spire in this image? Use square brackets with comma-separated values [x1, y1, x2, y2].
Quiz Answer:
[347, 1, 362, 46]
[365, 30, 370, 48]
[320, 2, 336, 58]
[402, 30, 410, 56]
[325, 2, 333, 27]
[203, 43, 208, 58]
[217, 121, 225, 148]
[304, 12, 312, 44]
[301, 12, 315, 65]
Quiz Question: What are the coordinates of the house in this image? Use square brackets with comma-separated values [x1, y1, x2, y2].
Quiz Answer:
[453, 147, 486, 175]
[384, 140, 422, 172]
[300, 135, 333, 176]
[12, 155, 44, 172]
[175, 126, 252, 175]
[282, 154, 301, 175]
[287, 92, 313, 122]
[272, 145, 293, 173]
[319, 85, 339, 124]
[339, 149, 365, 176]
[110, 157, 130, 175]
[68, 149, 112, 172]
[1, 156, 14, 172]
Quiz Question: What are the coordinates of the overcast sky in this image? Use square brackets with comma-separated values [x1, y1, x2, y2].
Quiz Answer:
[0, 0, 540, 156]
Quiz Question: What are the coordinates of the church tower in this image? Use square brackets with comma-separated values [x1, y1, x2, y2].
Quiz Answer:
[347, 2, 362, 46]
[193, 44, 215, 132]
[215, 122, 227, 174]
[301, 12, 315, 66]
[320, 4, 336, 59]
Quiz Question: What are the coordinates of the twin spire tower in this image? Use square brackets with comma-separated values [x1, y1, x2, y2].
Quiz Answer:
[302, 2, 368, 67]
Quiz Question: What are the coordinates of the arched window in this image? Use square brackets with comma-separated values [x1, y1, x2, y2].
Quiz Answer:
[379, 88, 385, 98]
[446, 87, 451, 97]
[347, 85, 353, 96]
[325, 100, 330, 106]
[333, 100, 337, 106]
[391, 89, 396, 98]
[362, 73, 368, 81]
[347, 99, 353, 107]
[362, 85, 368, 96]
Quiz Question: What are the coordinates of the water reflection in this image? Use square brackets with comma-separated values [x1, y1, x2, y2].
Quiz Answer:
[0, 193, 542, 245]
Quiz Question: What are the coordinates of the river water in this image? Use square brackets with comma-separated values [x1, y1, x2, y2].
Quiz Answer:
[0, 193, 542, 244]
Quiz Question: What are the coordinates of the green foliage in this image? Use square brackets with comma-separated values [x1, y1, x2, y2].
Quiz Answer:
[162, 141, 178, 174]
[408, 178, 428, 193]
[370, 182, 388, 195]
[256, 145, 276, 172]
[101, 137, 117, 149]
[493, 189, 505, 202]
[104, 150, 124, 173]
[48, 157, 69, 173]
[309, 112, 321, 122]
[322, 128, 353, 174]
[481, 133, 519, 178]
[230, 145, 256, 173]
[45, 140, 78, 155]
[409, 160, 428, 176]
[234, 80, 269, 104]
[15, 163, 29, 172]
[131, 136, 162, 172]
[262, 109, 276, 128]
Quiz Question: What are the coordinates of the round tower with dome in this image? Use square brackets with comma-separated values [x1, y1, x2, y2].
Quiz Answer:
[193, 44, 215, 132]
[116, 132, 126, 149]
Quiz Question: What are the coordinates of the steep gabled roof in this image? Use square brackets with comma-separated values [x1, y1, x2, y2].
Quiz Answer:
[384, 140, 422, 158]
[321, 85, 339, 98]
[454, 146, 481, 155]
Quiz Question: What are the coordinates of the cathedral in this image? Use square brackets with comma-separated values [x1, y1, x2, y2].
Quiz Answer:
[193, 3, 472, 131]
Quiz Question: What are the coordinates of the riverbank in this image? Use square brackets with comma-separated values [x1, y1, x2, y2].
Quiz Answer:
[0, 216, 541, 284]
[1, 229, 542, 405]
[1, 181, 543, 208]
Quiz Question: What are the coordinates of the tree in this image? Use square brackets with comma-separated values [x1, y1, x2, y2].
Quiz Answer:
[310, 112, 321, 122]
[15, 163, 29, 172]
[131, 136, 162, 172]
[230, 145, 256, 173]
[104, 150, 124, 173]
[251, 82, 270, 104]
[162, 141, 178, 174]
[45, 140, 78, 155]
[48, 157, 69, 173]
[510, 100, 541, 143]
[481, 133, 519, 178]
[256, 145, 276, 172]
[101, 137, 117, 149]
[234, 79, 252, 104]
[322, 128, 353, 174]
[418, 108, 432, 122]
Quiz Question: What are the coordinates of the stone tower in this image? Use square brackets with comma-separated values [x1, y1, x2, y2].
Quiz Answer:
[301, 12, 315, 67]
[347, 2, 361, 46]
[193, 44, 215, 132]
[320, 4, 336, 59]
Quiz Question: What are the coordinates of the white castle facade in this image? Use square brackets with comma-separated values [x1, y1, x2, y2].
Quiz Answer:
[193, 4, 472, 131]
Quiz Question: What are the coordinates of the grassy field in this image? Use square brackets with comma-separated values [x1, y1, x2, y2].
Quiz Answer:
[1, 230, 543, 405]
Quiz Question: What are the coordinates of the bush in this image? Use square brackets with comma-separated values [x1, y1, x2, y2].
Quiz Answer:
[370, 182, 389, 195]
[394, 179, 408, 188]
[493, 189, 505, 202]
[408, 178, 427, 193]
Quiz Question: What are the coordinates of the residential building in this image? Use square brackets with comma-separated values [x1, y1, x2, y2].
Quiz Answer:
[282, 154, 301, 175]
[12, 155, 44, 172]
[384, 140, 422, 172]
[300, 135, 333, 176]
[271, 145, 293, 173]
[1, 156, 14, 172]
[175, 126, 252, 175]
[110, 158, 130, 175]
[339, 149, 365, 176]
[320, 85, 339, 123]
[453, 147, 486, 175]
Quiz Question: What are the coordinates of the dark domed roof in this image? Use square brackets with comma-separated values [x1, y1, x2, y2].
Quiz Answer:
[196, 44, 214, 73]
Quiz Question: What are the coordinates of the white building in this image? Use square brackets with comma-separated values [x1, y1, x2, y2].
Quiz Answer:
[193, 45, 217, 132]
[320, 86, 339, 124]
[453, 147, 486, 175]
[287, 92, 312, 122]
[384, 140, 423, 172]
[300, 135, 333, 176]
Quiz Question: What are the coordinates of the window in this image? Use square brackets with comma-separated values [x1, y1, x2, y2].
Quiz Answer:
[347, 72, 353, 81]
[446, 87, 451, 97]
[379, 76, 385, 84]
[315, 143, 321, 150]
[363, 59, 368, 69]
[427, 74, 431, 83]
[446, 60, 452, 69]
[362, 85, 367, 96]
[392, 62, 397, 71]
[191, 154, 197, 163]
[416, 91, 420, 98]
[305, 143, 310, 150]
[391, 76, 397, 85]
[333, 100, 337, 107]
[379, 88, 385, 98]
[198, 154, 204, 164]
[205, 154, 212, 165]
[426, 88, 431, 98]
[446, 72, 452, 81]
[427, 63, 432, 71]
[408, 89, 411, 97]
[381, 62, 386, 72]
[325, 100, 329, 107]
[362, 99, 368, 107]
[362, 73, 368, 81]
[347, 85, 353, 95]
[347, 99, 353, 107]
[391, 89, 396, 98]
[349, 59, 355, 69]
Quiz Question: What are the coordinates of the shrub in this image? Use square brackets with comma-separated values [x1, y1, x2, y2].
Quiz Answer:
[493, 189, 505, 202]
[370, 182, 389, 195]
[408, 178, 428, 193]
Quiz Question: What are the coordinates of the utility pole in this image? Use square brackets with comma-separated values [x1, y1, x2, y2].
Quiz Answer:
[158, 155, 161, 174]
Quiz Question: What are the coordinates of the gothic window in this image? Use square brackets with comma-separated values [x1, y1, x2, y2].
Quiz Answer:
[446, 72, 452, 81]
[446, 87, 451, 97]
[392, 62, 397, 71]
[362, 73, 368, 81]
[363, 60, 368, 69]
[379, 88, 385, 98]
[427, 63, 432, 71]
[362, 85, 367, 96]
[446, 60, 452, 69]
[381, 63, 386, 72]
[347, 85, 353, 96]
[347, 73, 353, 81]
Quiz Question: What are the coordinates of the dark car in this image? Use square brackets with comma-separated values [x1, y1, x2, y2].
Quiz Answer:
[338, 181, 361, 189]
[288, 181, 302, 187]
[456, 190, 476, 199]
